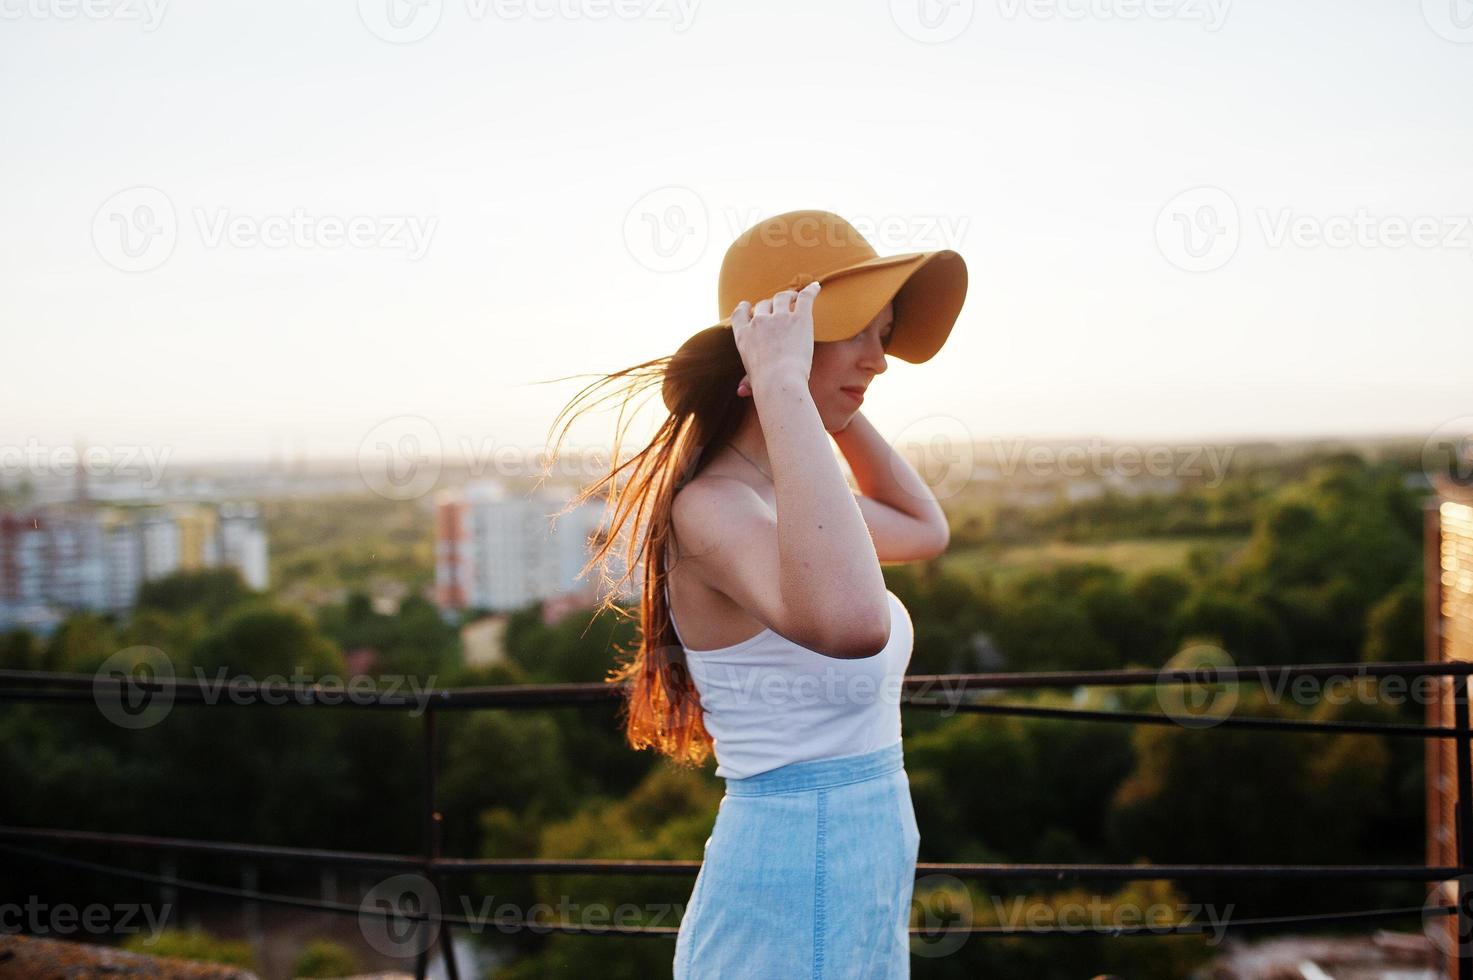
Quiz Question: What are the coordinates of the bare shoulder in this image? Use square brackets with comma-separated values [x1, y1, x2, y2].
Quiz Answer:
[667, 471, 881, 659]
[670, 474, 774, 559]
[674, 471, 768, 506]
[668, 472, 784, 644]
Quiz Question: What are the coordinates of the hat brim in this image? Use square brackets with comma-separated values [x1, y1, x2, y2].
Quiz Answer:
[705, 249, 967, 365]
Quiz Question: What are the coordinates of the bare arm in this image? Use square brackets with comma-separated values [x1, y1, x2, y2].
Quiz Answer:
[757, 368, 891, 653]
[673, 282, 891, 659]
[831, 410, 950, 562]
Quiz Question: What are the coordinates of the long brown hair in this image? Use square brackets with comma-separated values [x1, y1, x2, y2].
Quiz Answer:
[539, 325, 749, 768]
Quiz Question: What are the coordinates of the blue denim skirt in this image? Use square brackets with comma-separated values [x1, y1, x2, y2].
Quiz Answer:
[673, 740, 920, 979]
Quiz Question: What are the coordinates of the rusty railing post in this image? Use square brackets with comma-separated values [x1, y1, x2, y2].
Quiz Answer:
[416, 703, 459, 980]
[1454, 677, 1472, 980]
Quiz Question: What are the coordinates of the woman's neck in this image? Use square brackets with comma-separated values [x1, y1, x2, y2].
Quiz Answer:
[724, 408, 773, 483]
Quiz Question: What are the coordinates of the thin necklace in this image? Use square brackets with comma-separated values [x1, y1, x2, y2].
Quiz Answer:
[729, 443, 772, 483]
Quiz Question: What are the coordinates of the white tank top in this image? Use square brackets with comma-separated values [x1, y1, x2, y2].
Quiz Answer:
[664, 579, 915, 780]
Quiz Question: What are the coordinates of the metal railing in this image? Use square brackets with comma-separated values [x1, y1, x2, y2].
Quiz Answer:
[1, 660, 1469, 977]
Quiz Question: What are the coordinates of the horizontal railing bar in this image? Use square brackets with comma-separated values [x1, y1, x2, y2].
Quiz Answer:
[906, 660, 1473, 690]
[0, 841, 672, 938]
[0, 685, 1453, 738]
[0, 826, 424, 870]
[915, 699, 1460, 738]
[0, 689, 433, 709]
[436, 858, 1465, 882]
[1, 661, 1465, 709]
[0, 842, 1451, 939]
[2, 826, 1461, 881]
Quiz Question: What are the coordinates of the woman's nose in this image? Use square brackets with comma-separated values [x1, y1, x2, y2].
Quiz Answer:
[860, 334, 889, 372]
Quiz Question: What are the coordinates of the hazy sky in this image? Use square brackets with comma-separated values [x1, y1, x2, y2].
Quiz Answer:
[3, 0, 1470, 466]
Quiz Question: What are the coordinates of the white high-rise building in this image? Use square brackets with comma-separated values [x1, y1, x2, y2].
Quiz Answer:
[434, 481, 623, 615]
[138, 513, 181, 582]
[100, 513, 144, 613]
[218, 502, 269, 590]
[47, 514, 108, 612]
[0, 501, 270, 632]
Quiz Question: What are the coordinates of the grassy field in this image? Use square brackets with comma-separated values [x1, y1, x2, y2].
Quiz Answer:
[262, 494, 435, 604]
[941, 534, 1249, 584]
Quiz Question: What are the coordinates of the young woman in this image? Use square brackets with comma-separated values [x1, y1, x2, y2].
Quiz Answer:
[544, 209, 967, 977]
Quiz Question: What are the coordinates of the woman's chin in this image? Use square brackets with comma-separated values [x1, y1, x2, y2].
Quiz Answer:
[822, 407, 857, 433]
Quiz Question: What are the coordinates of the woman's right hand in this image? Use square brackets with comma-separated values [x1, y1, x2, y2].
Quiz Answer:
[732, 280, 820, 398]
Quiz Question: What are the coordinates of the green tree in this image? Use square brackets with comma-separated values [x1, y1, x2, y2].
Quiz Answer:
[1107, 690, 1393, 914]
[138, 567, 255, 620]
[489, 764, 722, 979]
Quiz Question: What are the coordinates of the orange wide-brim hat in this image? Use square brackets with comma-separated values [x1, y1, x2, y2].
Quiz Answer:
[671, 208, 968, 370]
